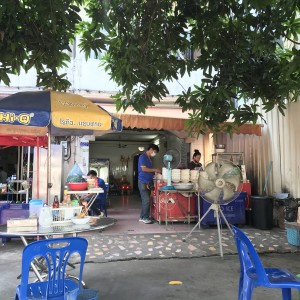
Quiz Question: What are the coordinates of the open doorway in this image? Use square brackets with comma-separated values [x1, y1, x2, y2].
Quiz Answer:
[132, 153, 141, 192]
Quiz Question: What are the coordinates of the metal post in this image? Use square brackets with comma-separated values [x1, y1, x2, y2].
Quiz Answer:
[47, 131, 51, 204]
[215, 205, 223, 258]
[26, 146, 30, 203]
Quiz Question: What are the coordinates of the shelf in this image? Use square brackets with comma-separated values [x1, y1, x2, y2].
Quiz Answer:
[66, 189, 103, 195]
[213, 152, 243, 155]
[212, 152, 244, 165]
[7, 180, 28, 183]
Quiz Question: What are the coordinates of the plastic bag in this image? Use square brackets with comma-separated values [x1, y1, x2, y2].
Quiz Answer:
[66, 163, 84, 183]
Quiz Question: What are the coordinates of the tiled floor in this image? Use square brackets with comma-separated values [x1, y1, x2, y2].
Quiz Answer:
[106, 193, 199, 235]
[77, 193, 300, 263]
[1, 193, 299, 265]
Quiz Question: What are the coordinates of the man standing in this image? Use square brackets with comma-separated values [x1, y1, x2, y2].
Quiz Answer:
[138, 143, 160, 224]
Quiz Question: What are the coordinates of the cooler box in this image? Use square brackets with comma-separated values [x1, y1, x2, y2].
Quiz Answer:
[151, 191, 196, 222]
[200, 192, 247, 225]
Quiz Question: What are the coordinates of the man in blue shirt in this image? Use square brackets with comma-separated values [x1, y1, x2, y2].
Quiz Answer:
[138, 143, 161, 224]
[81, 170, 107, 216]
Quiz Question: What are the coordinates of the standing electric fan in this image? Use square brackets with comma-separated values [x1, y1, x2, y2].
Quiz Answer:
[183, 158, 242, 257]
[161, 149, 181, 191]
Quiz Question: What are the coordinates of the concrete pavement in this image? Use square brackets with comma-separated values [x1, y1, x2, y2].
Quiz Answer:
[1, 250, 300, 299]
[1, 226, 300, 300]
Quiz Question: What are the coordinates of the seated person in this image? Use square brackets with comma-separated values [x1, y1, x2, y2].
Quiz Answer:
[80, 170, 107, 216]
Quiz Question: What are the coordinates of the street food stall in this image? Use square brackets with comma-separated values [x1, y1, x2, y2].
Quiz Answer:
[0, 91, 122, 204]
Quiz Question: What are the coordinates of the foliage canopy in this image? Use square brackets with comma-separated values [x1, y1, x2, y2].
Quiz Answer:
[1, 0, 300, 133]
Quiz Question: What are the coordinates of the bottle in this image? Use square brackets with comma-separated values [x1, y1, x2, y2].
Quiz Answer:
[62, 186, 70, 206]
[53, 195, 59, 208]
[52, 195, 60, 221]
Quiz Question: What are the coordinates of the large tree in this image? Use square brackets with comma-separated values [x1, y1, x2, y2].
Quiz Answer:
[1, 0, 300, 134]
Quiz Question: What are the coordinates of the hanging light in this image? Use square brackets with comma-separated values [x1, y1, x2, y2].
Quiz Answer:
[138, 146, 145, 151]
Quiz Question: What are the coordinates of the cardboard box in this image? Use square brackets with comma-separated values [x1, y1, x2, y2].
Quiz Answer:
[7, 226, 37, 232]
[7, 217, 38, 228]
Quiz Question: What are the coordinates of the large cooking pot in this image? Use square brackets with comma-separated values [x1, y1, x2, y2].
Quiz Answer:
[173, 183, 194, 191]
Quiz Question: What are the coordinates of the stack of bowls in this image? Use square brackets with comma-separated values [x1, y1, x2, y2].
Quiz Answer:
[180, 169, 190, 183]
[162, 167, 168, 182]
[190, 170, 199, 182]
[215, 144, 226, 153]
[171, 169, 181, 183]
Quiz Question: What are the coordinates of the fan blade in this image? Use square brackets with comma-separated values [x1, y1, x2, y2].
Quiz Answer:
[167, 150, 181, 169]
[198, 175, 215, 192]
[205, 163, 217, 180]
[218, 163, 235, 177]
[223, 175, 241, 189]
[222, 186, 235, 201]
[203, 187, 222, 203]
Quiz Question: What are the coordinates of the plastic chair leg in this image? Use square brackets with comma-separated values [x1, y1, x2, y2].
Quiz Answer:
[238, 275, 244, 300]
[282, 288, 292, 300]
[239, 277, 254, 300]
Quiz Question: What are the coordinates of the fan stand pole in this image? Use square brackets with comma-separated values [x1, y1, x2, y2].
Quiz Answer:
[183, 203, 233, 258]
[182, 203, 215, 240]
[218, 206, 233, 235]
[215, 205, 223, 257]
[215, 205, 233, 257]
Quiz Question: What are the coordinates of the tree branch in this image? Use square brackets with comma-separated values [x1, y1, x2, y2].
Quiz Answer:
[284, 34, 300, 45]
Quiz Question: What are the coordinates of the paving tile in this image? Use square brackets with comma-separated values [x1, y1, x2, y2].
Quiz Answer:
[81, 227, 300, 263]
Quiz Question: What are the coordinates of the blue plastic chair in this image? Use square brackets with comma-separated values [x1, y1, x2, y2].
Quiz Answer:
[15, 237, 88, 300]
[232, 226, 300, 300]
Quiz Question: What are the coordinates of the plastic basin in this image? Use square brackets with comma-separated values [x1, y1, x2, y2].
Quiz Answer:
[68, 182, 88, 191]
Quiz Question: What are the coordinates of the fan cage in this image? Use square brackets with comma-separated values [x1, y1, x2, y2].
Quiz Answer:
[198, 159, 243, 205]
[163, 149, 181, 169]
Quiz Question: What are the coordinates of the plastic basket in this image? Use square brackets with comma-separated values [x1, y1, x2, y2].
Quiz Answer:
[286, 228, 300, 246]
[51, 206, 82, 224]
[77, 289, 99, 300]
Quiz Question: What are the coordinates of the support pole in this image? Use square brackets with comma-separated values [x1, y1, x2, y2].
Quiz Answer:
[26, 146, 30, 203]
[47, 132, 51, 204]
[36, 138, 40, 199]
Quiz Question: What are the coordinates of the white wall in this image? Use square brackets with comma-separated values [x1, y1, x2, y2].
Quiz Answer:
[0, 56, 204, 97]
[262, 102, 300, 198]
